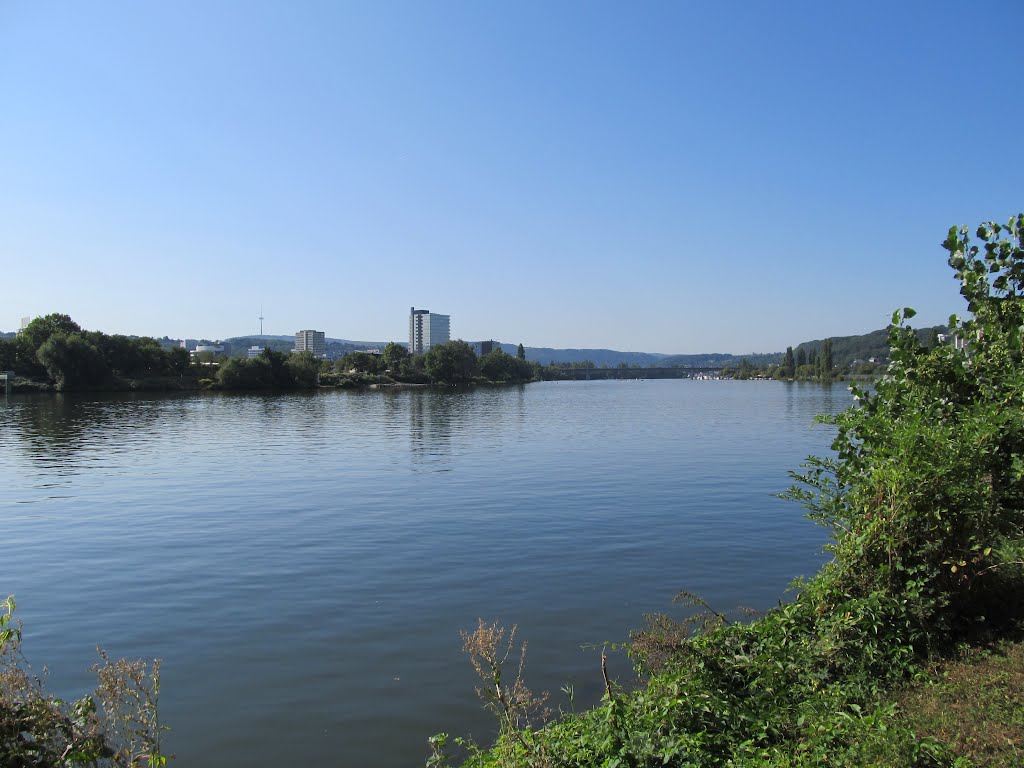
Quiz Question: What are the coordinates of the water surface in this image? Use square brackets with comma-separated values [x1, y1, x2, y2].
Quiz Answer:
[1, 380, 847, 766]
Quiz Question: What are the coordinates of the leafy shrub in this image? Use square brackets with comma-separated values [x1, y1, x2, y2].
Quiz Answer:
[0, 596, 170, 767]
[432, 215, 1024, 767]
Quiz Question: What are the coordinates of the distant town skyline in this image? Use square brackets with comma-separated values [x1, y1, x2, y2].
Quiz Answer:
[2, 3, 1022, 353]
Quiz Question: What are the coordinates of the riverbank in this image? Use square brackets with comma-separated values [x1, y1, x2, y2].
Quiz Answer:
[3, 370, 537, 394]
[431, 220, 1024, 767]
[0, 380, 844, 766]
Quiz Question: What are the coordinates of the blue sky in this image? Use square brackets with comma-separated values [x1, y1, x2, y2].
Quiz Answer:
[2, 1, 1021, 353]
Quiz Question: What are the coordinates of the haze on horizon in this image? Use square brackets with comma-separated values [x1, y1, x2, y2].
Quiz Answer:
[2, 2, 1022, 355]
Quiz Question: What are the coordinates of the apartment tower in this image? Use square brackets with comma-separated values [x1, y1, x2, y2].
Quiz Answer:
[409, 307, 450, 354]
[294, 330, 326, 357]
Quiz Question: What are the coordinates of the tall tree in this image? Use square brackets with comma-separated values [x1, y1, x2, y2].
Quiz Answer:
[818, 338, 834, 382]
[796, 347, 807, 367]
[17, 314, 82, 378]
[783, 346, 795, 378]
[516, 343, 526, 360]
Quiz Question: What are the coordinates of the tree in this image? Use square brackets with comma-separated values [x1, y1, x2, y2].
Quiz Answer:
[19, 314, 81, 352]
[795, 347, 807, 367]
[0, 338, 15, 371]
[424, 340, 478, 383]
[36, 333, 109, 390]
[215, 348, 298, 389]
[479, 348, 535, 383]
[217, 355, 272, 389]
[337, 351, 381, 374]
[87, 333, 170, 379]
[516, 343, 526, 361]
[167, 347, 191, 376]
[16, 314, 82, 378]
[285, 351, 321, 388]
[382, 341, 409, 372]
[480, 349, 513, 382]
[817, 338, 833, 382]
[783, 346, 795, 378]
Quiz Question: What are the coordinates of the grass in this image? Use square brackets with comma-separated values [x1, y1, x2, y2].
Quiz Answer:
[892, 639, 1024, 767]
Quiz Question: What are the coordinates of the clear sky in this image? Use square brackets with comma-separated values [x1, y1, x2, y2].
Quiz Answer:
[2, 2, 1021, 353]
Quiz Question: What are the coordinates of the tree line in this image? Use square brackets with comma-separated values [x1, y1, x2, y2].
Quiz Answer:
[333, 340, 538, 385]
[0, 314, 191, 391]
[0, 317, 540, 391]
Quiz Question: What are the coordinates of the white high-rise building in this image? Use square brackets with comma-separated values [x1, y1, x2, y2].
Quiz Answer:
[295, 330, 326, 357]
[409, 307, 450, 354]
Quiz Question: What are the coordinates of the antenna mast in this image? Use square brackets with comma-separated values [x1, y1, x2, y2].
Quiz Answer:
[259, 306, 265, 336]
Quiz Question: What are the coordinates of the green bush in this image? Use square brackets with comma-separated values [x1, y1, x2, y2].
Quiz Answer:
[0, 597, 170, 767]
[432, 215, 1024, 767]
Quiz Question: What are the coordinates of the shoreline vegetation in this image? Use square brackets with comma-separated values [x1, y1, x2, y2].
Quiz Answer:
[429, 216, 1024, 768]
[0, 329, 546, 393]
[3, 217, 1022, 767]
[0, 321, 948, 396]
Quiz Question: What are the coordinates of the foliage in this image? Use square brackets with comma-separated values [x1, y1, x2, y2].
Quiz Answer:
[816, 338, 834, 382]
[794, 325, 947, 370]
[432, 215, 1024, 767]
[216, 348, 319, 390]
[479, 349, 537, 383]
[0, 596, 170, 767]
[10, 314, 196, 390]
[424, 340, 479, 384]
[0, 338, 15, 371]
[15, 314, 82, 378]
[383, 341, 410, 373]
[36, 333, 109, 390]
[790, 215, 1024, 640]
[285, 350, 322, 388]
[337, 351, 382, 375]
[783, 346, 795, 378]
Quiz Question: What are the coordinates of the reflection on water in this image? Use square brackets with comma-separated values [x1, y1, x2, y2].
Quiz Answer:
[0, 381, 849, 767]
[407, 389, 453, 467]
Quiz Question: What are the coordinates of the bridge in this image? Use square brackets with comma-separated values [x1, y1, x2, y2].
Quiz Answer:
[544, 366, 724, 381]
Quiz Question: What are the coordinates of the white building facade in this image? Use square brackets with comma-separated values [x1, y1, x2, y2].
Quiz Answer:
[409, 307, 450, 354]
[294, 330, 326, 357]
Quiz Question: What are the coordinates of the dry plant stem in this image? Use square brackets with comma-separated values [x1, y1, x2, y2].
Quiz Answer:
[601, 651, 613, 701]
[461, 619, 550, 766]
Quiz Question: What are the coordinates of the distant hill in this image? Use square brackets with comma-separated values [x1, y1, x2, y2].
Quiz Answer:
[658, 352, 783, 368]
[505, 346, 668, 367]
[794, 325, 947, 368]
[511, 323, 949, 370]
[3, 325, 949, 371]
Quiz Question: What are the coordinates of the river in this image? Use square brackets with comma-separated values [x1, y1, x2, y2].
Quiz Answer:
[0, 380, 848, 766]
